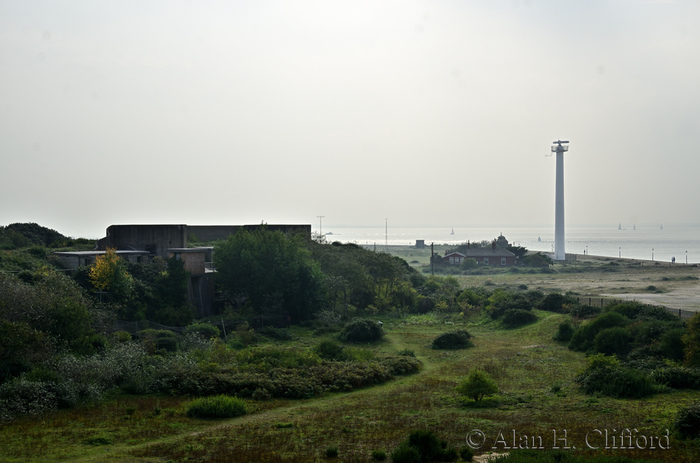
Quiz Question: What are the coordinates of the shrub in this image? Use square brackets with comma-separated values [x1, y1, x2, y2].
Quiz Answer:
[138, 329, 178, 353]
[459, 447, 474, 462]
[553, 322, 575, 342]
[432, 330, 474, 349]
[314, 340, 349, 361]
[593, 327, 633, 357]
[456, 369, 499, 402]
[391, 430, 458, 463]
[186, 395, 247, 419]
[183, 323, 220, 340]
[339, 319, 384, 343]
[652, 366, 700, 390]
[575, 356, 662, 399]
[537, 293, 568, 312]
[325, 446, 339, 458]
[569, 312, 630, 352]
[659, 328, 686, 361]
[84, 435, 113, 445]
[673, 401, 700, 439]
[390, 442, 421, 463]
[371, 449, 387, 461]
[257, 326, 294, 341]
[502, 309, 537, 328]
[0, 379, 58, 421]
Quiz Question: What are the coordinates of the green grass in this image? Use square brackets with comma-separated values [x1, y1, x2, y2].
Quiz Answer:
[2, 313, 700, 462]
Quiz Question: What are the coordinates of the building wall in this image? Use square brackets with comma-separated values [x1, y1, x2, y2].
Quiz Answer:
[168, 250, 207, 275]
[97, 225, 187, 258]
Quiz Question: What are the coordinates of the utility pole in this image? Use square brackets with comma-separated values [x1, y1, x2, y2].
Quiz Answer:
[430, 242, 434, 276]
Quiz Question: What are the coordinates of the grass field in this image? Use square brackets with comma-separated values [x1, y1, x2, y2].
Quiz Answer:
[2, 307, 700, 462]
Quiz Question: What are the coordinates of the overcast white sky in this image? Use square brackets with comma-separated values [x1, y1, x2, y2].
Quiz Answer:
[1, 0, 699, 238]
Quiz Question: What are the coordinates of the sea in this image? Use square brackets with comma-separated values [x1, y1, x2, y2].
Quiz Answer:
[320, 224, 700, 264]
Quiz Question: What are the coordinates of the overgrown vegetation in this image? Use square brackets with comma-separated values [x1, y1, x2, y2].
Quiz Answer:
[2, 223, 700, 462]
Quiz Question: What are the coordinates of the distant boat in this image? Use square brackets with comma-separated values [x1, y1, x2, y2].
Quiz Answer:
[450, 228, 455, 235]
[325, 232, 334, 236]
[660, 224, 663, 230]
[618, 223, 622, 230]
[633, 224, 636, 230]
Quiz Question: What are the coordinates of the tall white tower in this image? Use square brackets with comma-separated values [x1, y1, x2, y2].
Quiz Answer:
[552, 140, 569, 261]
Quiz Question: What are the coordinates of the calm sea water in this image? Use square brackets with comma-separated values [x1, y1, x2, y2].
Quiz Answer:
[321, 225, 700, 264]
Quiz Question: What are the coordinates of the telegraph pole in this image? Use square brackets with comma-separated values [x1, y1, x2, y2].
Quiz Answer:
[317, 215, 325, 238]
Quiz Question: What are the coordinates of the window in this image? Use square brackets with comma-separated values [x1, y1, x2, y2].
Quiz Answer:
[484, 257, 489, 265]
[501, 257, 506, 265]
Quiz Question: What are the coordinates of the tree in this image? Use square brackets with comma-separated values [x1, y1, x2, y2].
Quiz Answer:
[214, 228, 324, 322]
[456, 369, 499, 402]
[89, 248, 134, 302]
[522, 252, 553, 268]
[684, 313, 700, 366]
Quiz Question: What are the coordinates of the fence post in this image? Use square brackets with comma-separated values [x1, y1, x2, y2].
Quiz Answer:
[589, 297, 592, 305]
[679, 309, 682, 318]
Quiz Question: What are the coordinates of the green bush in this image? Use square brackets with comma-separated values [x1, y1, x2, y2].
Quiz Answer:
[257, 326, 294, 341]
[593, 327, 633, 357]
[553, 322, 575, 342]
[502, 309, 537, 328]
[325, 446, 339, 458]
[183, 323, 220, 340]
[339, 319, 384, 343]
[459, 447, 474, 462]
[391, 430, 458, 463]
[138, 329, 178, 353]
[432, 330, 474, 349]
[575, 357, 663, 399]
[456, 369, 499, 402]
[371, 449, 387, 461]
[390, 442, 421, 463]
[568, 312, 630, 352]
[652, 366, 700, 390]
[314, 340, 349, 361]
[659, 328, 686, 361]
[186, 394, 247, 419]
[673, 401, 700, 439]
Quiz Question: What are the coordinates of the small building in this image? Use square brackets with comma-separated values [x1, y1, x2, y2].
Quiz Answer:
[53, 250, 150, 269]
[462, 247, 517, 266]
[443, 240, 518, 266]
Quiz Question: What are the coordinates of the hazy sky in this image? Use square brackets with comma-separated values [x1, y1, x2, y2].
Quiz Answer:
[2, 0, 699, 238]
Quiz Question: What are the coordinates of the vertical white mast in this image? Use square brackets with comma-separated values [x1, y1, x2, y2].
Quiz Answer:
[552, 140, 569, 261]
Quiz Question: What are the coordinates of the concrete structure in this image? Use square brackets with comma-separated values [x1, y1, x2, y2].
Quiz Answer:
[53, 250, 150, 269]
[87, 223, 311, 317]
[168, 247, 216, 318]
[97, 223, 311, 259]
[552, 140, 569, 261]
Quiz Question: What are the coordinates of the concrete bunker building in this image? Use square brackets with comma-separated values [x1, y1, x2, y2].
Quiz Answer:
[56, 223, 311, 318]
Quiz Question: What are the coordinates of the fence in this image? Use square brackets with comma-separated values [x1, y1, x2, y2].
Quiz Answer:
[574, 296, 697, 320]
